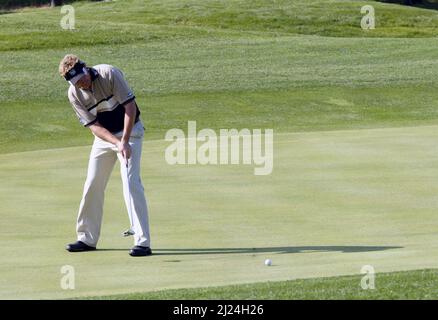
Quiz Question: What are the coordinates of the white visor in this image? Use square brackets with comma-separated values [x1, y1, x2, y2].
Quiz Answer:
[68, 68, 88, 86]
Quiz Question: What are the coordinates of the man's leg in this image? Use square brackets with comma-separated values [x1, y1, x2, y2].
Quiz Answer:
[76, 138, 117, 247]
[118, 135, 151, 248]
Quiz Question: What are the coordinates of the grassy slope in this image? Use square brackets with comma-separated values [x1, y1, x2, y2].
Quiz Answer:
[2, 0, 438, 52]
[2, 0, 438, 299]
[96, 269, 438, 299]
[1, 1, 438, 154]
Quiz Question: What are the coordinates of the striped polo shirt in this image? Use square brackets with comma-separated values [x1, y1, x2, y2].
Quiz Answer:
[67, 64, 140, 133]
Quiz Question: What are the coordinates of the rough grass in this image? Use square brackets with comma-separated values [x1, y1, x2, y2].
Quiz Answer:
[4, 85, 438, 154]
[91, 269, 438, 299]
[3, 0, 438, 52]
[2, 1, 438, 155]
[2, 35, 438, 153]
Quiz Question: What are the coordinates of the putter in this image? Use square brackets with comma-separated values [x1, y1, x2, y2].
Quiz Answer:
[122, 158, 135, 237]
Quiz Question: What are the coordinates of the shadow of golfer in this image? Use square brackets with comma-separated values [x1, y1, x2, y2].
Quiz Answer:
[147, 245, 402, 256]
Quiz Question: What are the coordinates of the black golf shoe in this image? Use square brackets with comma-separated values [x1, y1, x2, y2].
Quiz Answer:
[66, 241, 96, 252]
[129, 246, 152, 257]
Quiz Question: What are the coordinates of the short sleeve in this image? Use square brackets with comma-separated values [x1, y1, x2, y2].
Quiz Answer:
[110, 67, 135, 106]
[68, 93, 97, 127]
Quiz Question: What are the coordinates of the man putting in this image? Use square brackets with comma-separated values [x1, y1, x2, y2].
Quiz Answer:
[59, 54, 152, 257]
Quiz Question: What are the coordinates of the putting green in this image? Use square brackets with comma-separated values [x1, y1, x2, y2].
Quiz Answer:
[1, 125, 437, 299]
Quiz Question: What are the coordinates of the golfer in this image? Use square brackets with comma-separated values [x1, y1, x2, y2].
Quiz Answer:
[59, 54, 152, 257]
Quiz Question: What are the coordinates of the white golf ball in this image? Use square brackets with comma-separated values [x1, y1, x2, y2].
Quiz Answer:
[264, 259, 272, 266]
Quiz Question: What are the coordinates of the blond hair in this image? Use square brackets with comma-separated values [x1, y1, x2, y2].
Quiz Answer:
[59, 54, 84, 77]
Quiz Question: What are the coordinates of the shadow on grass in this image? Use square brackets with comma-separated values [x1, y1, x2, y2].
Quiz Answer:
[97, 245, 402, 255]
[376, 0, 438, 10]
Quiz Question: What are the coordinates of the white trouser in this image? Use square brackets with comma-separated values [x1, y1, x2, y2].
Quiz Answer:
[76, 121, 151, 248]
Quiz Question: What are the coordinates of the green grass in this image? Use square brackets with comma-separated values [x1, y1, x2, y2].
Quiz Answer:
[5, 85, 438, 154]
[3, 35, 438, 153]
[2, 1, 438, 155]
[3, 0, 438, 52]
[2, 0, 438, 299]
[2, 126, 438, 299]
[94, 269, 438, 299]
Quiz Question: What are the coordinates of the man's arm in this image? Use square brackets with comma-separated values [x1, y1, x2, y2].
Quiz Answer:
[108, 66, 138, 162]
[88, 122, 123, 149]
[120, 100, 137, 148]
[117, 100, 137, 162]
[88, 100, 137, 164]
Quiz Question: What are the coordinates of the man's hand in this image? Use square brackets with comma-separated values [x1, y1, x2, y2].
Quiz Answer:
[117, 140, 132, 164]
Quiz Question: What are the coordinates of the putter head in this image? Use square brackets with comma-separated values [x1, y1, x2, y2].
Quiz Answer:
[122, 229, 135, 237]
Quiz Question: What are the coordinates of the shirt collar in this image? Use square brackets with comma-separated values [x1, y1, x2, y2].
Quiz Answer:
[89, 67, 99, 81]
